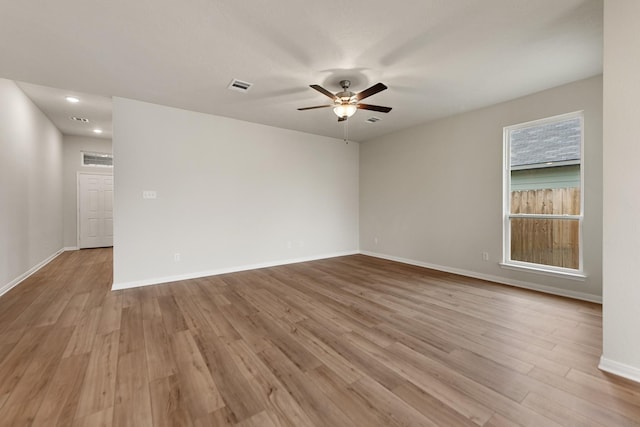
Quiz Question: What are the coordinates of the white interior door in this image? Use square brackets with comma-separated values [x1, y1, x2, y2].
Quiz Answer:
[79, 173, 113, 249]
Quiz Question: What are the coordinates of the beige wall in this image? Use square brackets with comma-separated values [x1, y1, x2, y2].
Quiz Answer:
[112, 97, 359, 288]
[0, 79, 63, 294]
[360, 75, 602, 301]
[62, 135, 113, 248]
[601, 0, 640, 382]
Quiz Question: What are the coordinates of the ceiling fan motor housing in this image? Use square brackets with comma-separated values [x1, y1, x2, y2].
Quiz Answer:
[336, 81, 356, 106]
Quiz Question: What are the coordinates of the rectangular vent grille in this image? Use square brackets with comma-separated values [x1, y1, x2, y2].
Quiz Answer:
[228, 78, 253, 93]
[365, 116, 382, 123]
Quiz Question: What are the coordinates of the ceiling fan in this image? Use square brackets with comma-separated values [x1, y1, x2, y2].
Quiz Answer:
[298, 80, 392, 122]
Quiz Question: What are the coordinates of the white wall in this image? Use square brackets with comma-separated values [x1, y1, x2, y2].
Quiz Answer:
[360, 76, 602, 301]
[600, 0, 640, 382]
[112, 97, 359, 288]
[0, 79, 63, 294]
[62, 135, 113, 248]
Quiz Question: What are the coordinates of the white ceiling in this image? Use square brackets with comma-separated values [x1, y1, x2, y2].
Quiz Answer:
[0, 0, 602, 142]
[16, 82, 113, 139]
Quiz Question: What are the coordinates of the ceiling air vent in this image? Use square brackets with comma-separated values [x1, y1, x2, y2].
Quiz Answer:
[70, 116, 90, 123]
[365, 116, 382, 124]
[228, 78, 253, 93]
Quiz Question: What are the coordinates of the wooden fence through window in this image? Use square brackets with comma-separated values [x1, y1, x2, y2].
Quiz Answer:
[510, 187, 580, 269]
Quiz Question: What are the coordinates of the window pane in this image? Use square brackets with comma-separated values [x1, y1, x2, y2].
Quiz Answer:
[510, 117, 581, 167]
[510, 188, 580, 215]
[506, 113, 582, 271]
[510, 218, 579, 269]
[83, 152, 113, 167]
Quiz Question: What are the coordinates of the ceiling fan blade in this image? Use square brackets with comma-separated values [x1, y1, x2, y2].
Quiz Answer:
[356, 83, 387, 101]
[357, 103, 392, 113]
[337, 116, 347, 122]
[297, 105, 332, 111]
[310, 85, 338, 100]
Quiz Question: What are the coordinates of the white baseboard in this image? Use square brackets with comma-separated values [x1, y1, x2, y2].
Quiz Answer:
[64, 246, 79, 251]
[112, 250, 359, 291]
[0, 248, 65, 297]
[359, 250, 602, 304]
[111, 248, 602, 304]
[599, 356, 640, 384]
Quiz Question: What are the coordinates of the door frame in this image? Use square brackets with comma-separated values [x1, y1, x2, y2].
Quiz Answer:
[76, 171, 113, 249]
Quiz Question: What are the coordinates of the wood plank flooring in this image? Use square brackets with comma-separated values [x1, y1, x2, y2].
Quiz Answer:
[0, 248, 639, 426]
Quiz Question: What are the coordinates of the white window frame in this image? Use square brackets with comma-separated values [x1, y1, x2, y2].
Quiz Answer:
[81, 151, 113, 168]
[501, 111, 585, 280]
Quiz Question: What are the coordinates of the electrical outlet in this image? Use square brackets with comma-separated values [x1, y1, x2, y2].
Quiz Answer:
[174, 253, 181, 262]
[374, 237, 379, 245]
[482, 252, 489, 261]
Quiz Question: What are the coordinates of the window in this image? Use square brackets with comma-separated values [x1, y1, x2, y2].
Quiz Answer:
[503, 111, 583, 275]
[82, 151, 113, 168]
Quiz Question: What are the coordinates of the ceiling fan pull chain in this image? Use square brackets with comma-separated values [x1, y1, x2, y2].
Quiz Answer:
[344, 119, 349, 144]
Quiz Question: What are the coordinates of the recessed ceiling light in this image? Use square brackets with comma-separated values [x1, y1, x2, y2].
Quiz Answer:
[93, 129, 103, 134]
[65, 96, 80, 103]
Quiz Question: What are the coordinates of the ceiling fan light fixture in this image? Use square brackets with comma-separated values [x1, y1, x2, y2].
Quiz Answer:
[333, 103, 357, 118]
[299, 80, 390, 121]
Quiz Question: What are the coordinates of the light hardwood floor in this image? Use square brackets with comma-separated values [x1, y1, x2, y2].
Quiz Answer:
[0, 248, 639, 426]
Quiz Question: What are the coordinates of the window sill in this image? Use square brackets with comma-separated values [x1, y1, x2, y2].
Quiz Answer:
[499, 262, 587, 281]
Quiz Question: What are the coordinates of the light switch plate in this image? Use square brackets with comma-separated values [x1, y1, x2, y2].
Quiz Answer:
[143, 190, 157, 199]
